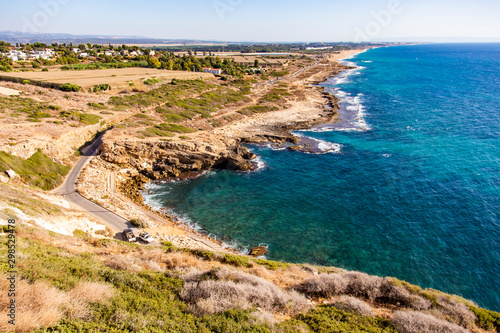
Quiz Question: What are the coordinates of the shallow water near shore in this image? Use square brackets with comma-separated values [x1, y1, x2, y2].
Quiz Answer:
[144, 44, 500, 311]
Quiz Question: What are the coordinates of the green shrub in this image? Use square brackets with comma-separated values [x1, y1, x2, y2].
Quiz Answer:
[299, 306, 396, 333]
[22, 79, 31, 85]
[161, 113, 187, 123]
[222, 254, 252, 268]
[143, 127, 175, 137]
[92, 84, 110, 92]
[87, 102, 107, 109]
[59, 83, 81, 92]
[60, 110, 102, 125]
[238, 105, 271, 115]
[470, 306, 500, 331]
[156, 123, 196, 133]
[252, 258, 290, 270]
[73, 229, 91, 240]
[144, 78, 164, 85]
[129, 218, 147, 228]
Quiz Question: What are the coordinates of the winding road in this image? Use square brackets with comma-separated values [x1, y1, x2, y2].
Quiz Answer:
[51, 133, 134, 236]
[51, 132, 230, 252]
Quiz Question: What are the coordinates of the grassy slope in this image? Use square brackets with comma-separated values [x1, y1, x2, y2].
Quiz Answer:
[0, 150, 69, 190]
[1, 221, 499, 333]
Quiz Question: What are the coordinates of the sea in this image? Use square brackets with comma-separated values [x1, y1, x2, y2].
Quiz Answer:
[144, 44, 500, 311]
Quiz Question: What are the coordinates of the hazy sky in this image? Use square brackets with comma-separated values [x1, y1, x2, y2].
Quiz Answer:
[2, 0, 500, 42]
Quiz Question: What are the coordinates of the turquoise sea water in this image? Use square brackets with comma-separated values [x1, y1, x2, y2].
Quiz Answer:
[144, 44, 500, 311]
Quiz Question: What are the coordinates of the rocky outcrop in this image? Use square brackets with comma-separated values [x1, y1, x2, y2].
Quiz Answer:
[0, 111, 135, 160]
[100, 137, 257, 182]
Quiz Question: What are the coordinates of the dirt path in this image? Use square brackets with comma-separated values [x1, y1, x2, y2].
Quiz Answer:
[0, 86, 20, 96]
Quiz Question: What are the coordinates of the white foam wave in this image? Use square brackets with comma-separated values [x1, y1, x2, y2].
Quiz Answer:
[293, 132, 342, 154]
[252, 155, 267, 171]
[326, 56, 371, 132]
[317, 140, 342, 153]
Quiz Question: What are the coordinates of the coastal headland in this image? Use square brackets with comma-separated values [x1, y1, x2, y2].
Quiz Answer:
[91, 49, 363, 247]
[2, 42, 500, 332]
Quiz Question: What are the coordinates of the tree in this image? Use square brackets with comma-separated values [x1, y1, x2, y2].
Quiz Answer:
[254, 59, 259, 68]
[147, 57, 161, 69]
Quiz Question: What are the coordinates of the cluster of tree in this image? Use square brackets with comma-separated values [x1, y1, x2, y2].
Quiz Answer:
[0, 41, 12, 53]
[0, 56, 12, 72]
[147, 54, 248, 77]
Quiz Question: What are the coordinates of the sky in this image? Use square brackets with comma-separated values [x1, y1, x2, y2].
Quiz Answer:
[1, 0, 500, 42]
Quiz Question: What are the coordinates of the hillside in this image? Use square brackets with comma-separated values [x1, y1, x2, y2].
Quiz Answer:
[1, 180, 500, 332]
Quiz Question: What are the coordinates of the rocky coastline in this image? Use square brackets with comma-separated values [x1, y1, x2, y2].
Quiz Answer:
[93, 53, 356, 249]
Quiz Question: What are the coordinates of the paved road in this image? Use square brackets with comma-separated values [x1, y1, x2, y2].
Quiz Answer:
[50, 132, 228, 251]
[51, 133, 135, 238]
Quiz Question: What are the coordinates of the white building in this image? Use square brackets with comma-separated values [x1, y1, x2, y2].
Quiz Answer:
[202, 67, 222, 75]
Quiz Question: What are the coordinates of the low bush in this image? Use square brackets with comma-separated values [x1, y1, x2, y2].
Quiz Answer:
[129, 218, 147, 228]
[251, 258, 290, 271]
[470, 305, 500, 331]
[161, 113, 187, 123]
[87, 102, 107, 109]
[295, 272, 432, 310]
[59, 110, 103, 125]
[298, 306, 396, 333]
[392, 311, 469, 333]
[180, 267, 309, 316]
[238, 105, 272, 115]
[142, 126, 175, 137]
[156, 123, 196, 133]
[332, 296, 375, 317]
[223, 254, 252, 268]
[59, 83, 81, 92]
[92, 84, 110, 92]
[144, 78, 164, 85]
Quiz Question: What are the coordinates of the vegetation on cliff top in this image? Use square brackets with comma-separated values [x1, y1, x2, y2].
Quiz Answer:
[1, 221, 499, 333]
[0, 150, 69, 190]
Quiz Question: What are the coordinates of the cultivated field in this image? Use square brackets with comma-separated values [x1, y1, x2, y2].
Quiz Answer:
[0, 68, 214, 90]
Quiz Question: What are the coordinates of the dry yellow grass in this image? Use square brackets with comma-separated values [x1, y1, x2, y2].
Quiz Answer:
[1, 68, 214, 90]
[0, 274, 115, 333]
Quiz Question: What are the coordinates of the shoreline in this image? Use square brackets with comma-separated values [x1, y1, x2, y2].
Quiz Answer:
[92, 48, 369, 253]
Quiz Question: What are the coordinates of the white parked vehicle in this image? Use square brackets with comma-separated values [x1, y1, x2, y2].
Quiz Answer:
[138, 232, 154, 243]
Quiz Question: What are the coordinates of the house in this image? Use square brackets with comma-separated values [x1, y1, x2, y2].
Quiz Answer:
[202, 67, 222, 75]
[79, 52, 89, 58]
[149, 50, 155, 56]
[104, 51, 113, 56]
[5, 50, 27, 61]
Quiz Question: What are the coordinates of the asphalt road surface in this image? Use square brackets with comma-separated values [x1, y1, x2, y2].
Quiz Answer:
[51, 133, 135, 240]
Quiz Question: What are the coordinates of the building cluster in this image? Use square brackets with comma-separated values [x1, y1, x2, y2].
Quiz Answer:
[71, 47, 150, 58]
[1, 46, 155, 62]
[2, 48, 55, 61]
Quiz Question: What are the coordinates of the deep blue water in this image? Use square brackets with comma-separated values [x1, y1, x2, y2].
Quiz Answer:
[145, 44, 500, 311]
